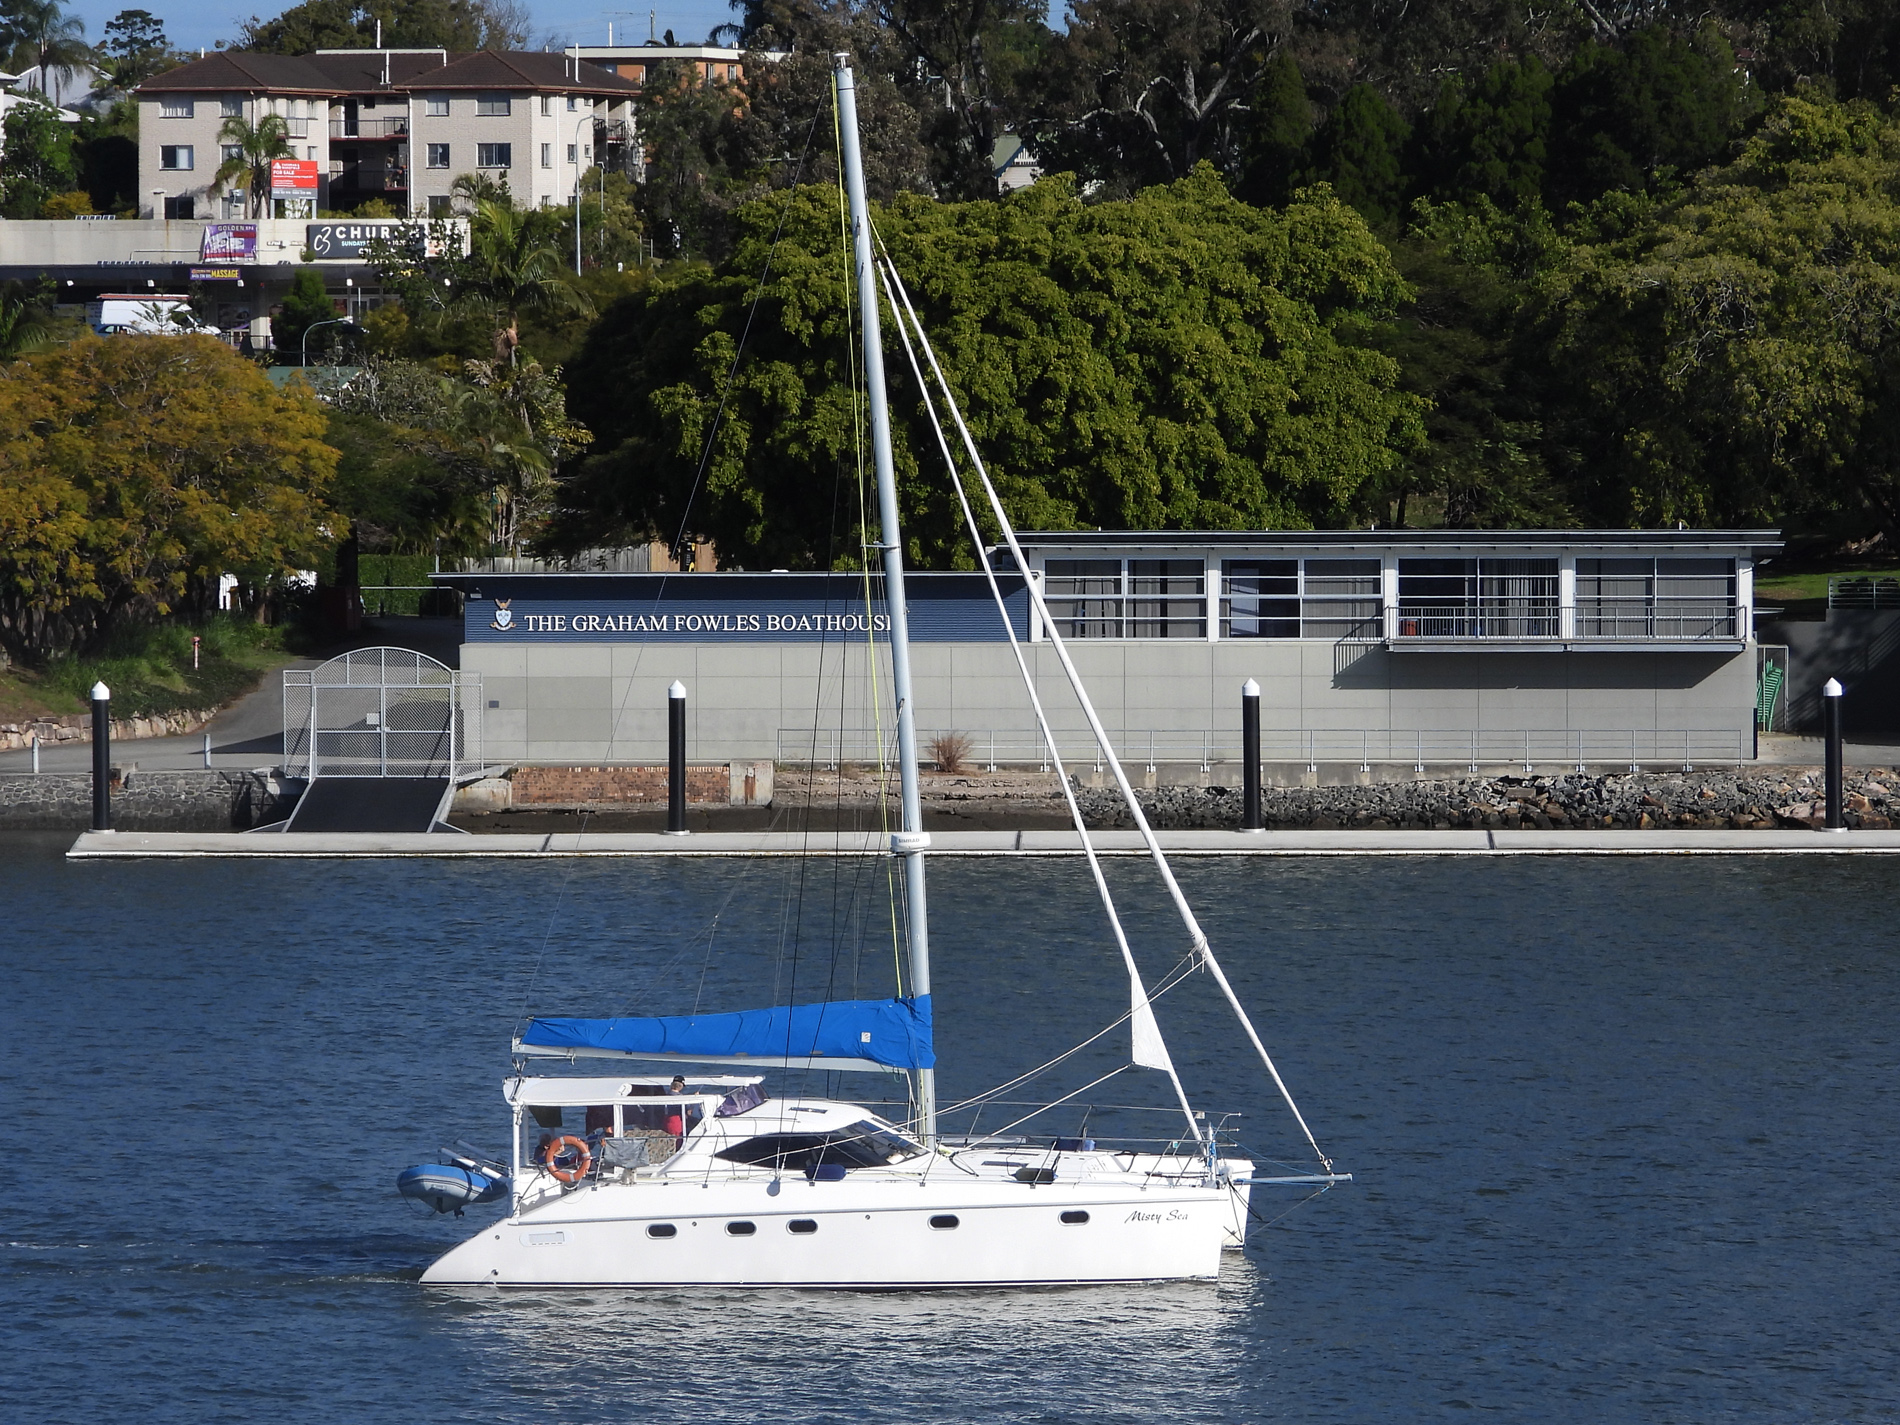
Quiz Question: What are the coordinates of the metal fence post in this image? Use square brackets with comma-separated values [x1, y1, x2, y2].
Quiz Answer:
[1823, 677, 1846, 831]
[90, 682, 111, 832]
[667, 680, 689, 835]
[1242, 679, 1262, 831]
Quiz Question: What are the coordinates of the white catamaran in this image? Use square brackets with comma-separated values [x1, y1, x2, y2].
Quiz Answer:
[405, 55, 1347, 1289]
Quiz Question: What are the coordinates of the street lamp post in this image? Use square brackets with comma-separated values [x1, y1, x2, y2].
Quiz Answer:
[301, 315, 356, 367]
[572, 113, 595, 276]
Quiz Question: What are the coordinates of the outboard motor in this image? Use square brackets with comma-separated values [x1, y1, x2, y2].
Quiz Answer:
[397, 1150, 510, 1217]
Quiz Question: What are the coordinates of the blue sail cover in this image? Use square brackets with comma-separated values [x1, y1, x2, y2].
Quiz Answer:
[519, 995, 934, 1071]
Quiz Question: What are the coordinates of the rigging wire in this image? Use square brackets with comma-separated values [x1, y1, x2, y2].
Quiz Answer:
[875, 247, 1202, 1144]
[873, 246, 1336, 1174]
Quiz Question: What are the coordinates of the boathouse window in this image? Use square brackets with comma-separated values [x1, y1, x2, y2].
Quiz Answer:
[1576, 558, 1736, 639]
[1222, 559, 1381, 639]
[726, 1221, 757, 1236]
[929, 1215, 960, 1230]
[1397, 559, 1558, 639]
[1060, 1210, 1090, 1224]
[646, 1223, 677, 1239]
[787, 1219, 818, 1235]
[1044, 560, 1205, 639]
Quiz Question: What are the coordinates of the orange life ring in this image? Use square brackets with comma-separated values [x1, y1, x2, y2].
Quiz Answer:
[543, 1134, 591, 1184]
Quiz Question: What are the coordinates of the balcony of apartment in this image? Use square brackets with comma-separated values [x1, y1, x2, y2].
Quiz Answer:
[330, 116, 409, 139]
[328, 154, 409, 200]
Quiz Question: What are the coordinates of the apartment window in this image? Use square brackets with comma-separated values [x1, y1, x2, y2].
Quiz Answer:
[222, 191, 245, 217]
[428, 194, 453, 216]
[565, 143, 576, 164]
[162, 195, 195, 218]
[1043, 559, 1205, 639]
[427, 142, 450, 168]
[159, 96, 193, 118]
[1222, 559, 1382, 640]
[221, 94, 243, 117]
[477, 142, 512, 168]
[306, 146, 317, 160]
[567, 95, 578, 111]
[539, 95, 552, 116]
[540, 142, 551, 168]
[221, 143, 243, 164]
[426, 94, 449, 116]
[160, 144, 194, 170]
[475, 92, 510, 115]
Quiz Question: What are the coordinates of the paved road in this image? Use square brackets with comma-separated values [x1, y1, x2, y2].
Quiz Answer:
[0, 617, 464, 774]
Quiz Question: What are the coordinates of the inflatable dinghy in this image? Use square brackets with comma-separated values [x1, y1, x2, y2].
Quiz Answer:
[397, 1158, 509, 1216]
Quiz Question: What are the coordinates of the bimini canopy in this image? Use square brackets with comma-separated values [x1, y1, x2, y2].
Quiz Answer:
[516, 996, 933, 1074]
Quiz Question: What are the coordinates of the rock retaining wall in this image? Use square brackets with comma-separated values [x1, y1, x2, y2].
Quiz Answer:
[1075, 768, 1896, 832]
[0, 770, 298, 831]
[0, 707, 219, 753]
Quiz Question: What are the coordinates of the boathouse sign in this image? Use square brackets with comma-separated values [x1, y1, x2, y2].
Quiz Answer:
[456, 574, 1028, 645]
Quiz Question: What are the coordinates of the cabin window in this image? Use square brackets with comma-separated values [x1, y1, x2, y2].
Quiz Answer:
[646, 1223, 677, 1239]
[713, 1121, 923, 1174]
[929, 1215, 960, 1230]
[787, 1219, 818, 1235]
[1060, 1210, 1090, 1225]
[725, 1221, 756, 1236]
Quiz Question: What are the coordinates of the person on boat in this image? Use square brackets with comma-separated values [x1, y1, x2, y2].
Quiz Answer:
[664, 1077, 687, 1141]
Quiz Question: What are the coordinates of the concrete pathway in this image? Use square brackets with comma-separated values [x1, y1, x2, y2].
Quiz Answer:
[66, 826, 1900, 858]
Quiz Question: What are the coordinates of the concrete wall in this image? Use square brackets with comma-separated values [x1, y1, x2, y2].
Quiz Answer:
[1757, 610, 1900, 736]
[461, 638, 1760, 766]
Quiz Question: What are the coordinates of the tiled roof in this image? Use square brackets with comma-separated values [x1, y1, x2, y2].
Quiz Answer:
[137, 49, 639, 97]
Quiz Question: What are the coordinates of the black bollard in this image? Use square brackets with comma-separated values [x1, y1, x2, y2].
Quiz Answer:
[1823, 676, 1845, 831]
[666, 679, 688, 835]
[1241, 677, 1262, 832]
[90, 681, 112, 832]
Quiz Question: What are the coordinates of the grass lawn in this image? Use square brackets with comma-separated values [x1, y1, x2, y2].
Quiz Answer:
[0, 617, 301, 724]
[1755, 565, 1900, 602]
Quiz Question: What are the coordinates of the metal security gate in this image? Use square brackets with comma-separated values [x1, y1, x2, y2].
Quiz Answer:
[283, 647, 482, 782]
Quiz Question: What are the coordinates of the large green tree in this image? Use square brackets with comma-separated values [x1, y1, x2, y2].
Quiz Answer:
[0, 94, 78, 217]
[238, 0, 525, 53]
[556, 168, 1425, 569]
[1527, 97, 1900, 543]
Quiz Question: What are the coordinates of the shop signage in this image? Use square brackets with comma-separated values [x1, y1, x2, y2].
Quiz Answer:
[305, 221, 417, 260]
[483, 601, 893, 637]
[190, 267, 242, 281]
[270, 158, 320, 198]
[199, 223, 256, 260]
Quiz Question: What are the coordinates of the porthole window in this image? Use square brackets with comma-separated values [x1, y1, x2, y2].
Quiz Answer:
[646, 1223, 677, 1239]
[929, 1214, 959, 1230]
[726, 1221, 757, 1236]
[1060, 1210, 1090, 1225]
[787, 1219, 818, 1235]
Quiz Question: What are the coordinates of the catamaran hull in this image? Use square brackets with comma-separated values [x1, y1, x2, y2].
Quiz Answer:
[421, 1178, 1246, 1288]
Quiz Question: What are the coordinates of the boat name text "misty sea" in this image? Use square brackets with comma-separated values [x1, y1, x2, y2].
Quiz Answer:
[1123, 1209, 1191, 1225]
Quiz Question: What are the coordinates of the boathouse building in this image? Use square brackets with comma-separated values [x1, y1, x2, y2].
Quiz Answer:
[432, 530, 1780, 772]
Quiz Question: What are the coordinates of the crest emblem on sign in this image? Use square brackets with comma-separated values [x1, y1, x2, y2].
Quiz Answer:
[490, 599, 513, 630]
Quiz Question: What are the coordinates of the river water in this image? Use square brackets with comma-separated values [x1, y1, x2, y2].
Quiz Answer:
[2, 835, 1894, 1423]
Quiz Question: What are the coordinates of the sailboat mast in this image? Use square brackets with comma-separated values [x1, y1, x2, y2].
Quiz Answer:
[834, 54, 936, 1145]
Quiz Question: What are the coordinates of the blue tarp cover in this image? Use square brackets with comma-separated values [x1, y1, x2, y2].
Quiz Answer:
[520, 995, 934, 1071]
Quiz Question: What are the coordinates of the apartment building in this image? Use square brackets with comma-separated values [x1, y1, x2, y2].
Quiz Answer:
[135, 49, 639, 219]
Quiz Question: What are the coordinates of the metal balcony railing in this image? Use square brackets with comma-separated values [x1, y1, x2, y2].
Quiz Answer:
[1573, 600, 1739, 640]
[1828, 576, 1900, 609]
[770, 726, 1753, 772]
[1394, 600, 1559, 639]
[331, 117, 409, 139]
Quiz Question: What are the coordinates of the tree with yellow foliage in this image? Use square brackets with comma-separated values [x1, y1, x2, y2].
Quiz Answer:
[0, 334, 338, 662]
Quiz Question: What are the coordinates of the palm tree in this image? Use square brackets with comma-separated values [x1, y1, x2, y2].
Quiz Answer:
[211, 113, 294, 219]
[1, 0, 91, 106]
[457, 197, 590, 365]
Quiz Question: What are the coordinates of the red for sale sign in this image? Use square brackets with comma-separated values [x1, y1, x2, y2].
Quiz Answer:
[270, 158, 319, 198]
